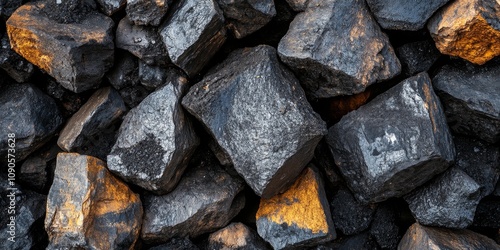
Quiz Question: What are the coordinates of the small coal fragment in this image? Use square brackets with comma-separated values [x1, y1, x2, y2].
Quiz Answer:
[327, 72, 455, 203]
[0, 0, 22, 20]
[182, 45, 326, 198]
[207, 222, 269, 250]
[0, 32, 34, 83]
[139, 62, 169, 89]
[126, 0, 169, 26]
[106, 51, 140, 90]
[433, 62, 500, 143]
[369, 202, 401, 249]
[19, 142, 60, 192]
[278, 0, 401, 99]
[149, 237, 200, 250]
[96, 0, 126, 16]
[472, 197, 500, 228]
[256, 167, 335, 250]
[45, 153, 142, 249]
[159, 0, 226, 76]
[284, 0, 309, 12]
[330, 188, 376, 235]
[396, 40, 441, 76]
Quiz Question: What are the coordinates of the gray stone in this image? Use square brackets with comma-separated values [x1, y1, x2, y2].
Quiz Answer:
[216, 0, 276, 39]
[0, 84, 63, 161]
[207, 222, 269, 250]
[327, 72, 455, 203]
[126, 0, 169, 26]
[149, 238, 200, 250]
[105, 51, 140, 90]
[96, 0, 126, 15]
[433, 62, 500, 143]
[0, 0, 22, 20]
[330, 188, 376, 235]
[278, 0, 401, 99]
[107, 70, 199, 194]
[58, 87, 127, 152]
[370, 203, 400, 250]
[0, 33, 34, 83]
[116, 17, 169, 66]
[284, 0, 309, 12]
[159, 0, 226, 76]
[182, 45, 326, 198]
[396, 40, 441, 76]
[139, 62, 169, 89]
[366, 0, 450, 30]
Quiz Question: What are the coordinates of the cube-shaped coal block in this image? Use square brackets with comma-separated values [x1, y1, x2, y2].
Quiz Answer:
[327, 72, 455, 203]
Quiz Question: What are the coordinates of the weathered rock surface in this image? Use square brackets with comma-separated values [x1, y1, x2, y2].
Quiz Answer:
[58, 87, 127, 152]
[327, 72, 455, 203]
[207, 222, 269, 250]
[256, 168, 335, 250]
[45, 153, 143, 250]
[116, 18, 169, 66]
[330, 188, 376, 235]
[428, 0, 500, 65]
[284, 0, 309, 12]
[141, 152, 245, 244]
[396, 40, 441, 76]
[216, 0, 276, 39]
[0, 33, 34, 82]
[0, 84, 63, 161]
[149, 238, 200, 250]
[139, 62, 169, 89]
[399, 223, 500, 249]
[370, 203, 401, 250]
[278, 0, 401, 99]
[182, 45, 326, 198]
[19, 142, 60, 192]
[433, 62, 500, 143]
[106, 51, 140, 90]
[159, 0, 226, 76]
[108, 70, 199, 194]
[7, 1, 114, 93]
[366, 0, 450, 30]
[96, 0, 126, 16]
[126, 0, 169, 26]
[405, 168, 481, 229]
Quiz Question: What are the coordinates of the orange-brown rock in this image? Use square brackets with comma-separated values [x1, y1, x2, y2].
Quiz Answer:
[428, 0, 500, 65]
[45, 153, 142, 250]
[256, 167, 335, 249]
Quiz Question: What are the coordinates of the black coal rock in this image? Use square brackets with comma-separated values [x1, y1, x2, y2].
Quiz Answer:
[472, 197, 500, 228]
[149, 237, 200, 250]
[0, 0, 22, 20]
[396, 40, 441, 76]
[95, 0, 126, 16]
[106, 51, 140, 91]
[126, 0, 170, 26]
[19, 142, 60, 192]
[330, 188, 376, 235]
[369, 203, 401, 249]
[139, 62, 169, 89]
[0, 33, 34, 83]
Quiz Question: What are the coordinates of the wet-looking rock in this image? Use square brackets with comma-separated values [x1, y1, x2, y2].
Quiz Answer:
[126, 0, 170, 26]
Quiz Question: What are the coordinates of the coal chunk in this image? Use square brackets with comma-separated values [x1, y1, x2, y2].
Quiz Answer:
[45, 153, 143, 250]
[159, 0, 226, 76]
[126, 0, 169, 26]
[7, 1, 114, 93]
[149, 237, 200, 250]
[278, 0, 401, 99]
[396, 40, 441, 76]
[327, 72, 455, 203]
[96, 0, 126, 15]
[207, 222, 269, 250]
[472, 197, 500, 228]
[433, 62, 500, 143]
[369, 203, 401, 250]
[0, 84, 63, 161]
[105, 51, 140, 90]
[139, 62, 169, 89]
[182, 45, 326, 198]
[108, 70, 199, 194]
[0, 0, 22, 20]
[119, 85, 153, 109]
[0, 33, 34, 83]
[313, 232, 379, 250]
[330, 188, 376, 235]
[19, 142, 60, 192]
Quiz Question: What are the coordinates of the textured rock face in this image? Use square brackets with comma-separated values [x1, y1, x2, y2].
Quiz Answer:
[405, 168, 481, 229]
[365, 0, 449, 30]
[0, 33, 34, 82]
[45, 153, 143, 250]
[207, 222, 269, 250]
[182, 45, 326, 198]
[284, 0, 309, 12]
[19, 143, 60, 192]
[399, 223, 500, 249]
[396, 40, 441, 76]
[278, 0, 401, 99]
[106, 51, 140, 90]
[58, 87, 127, 152]
[428, 0, 500, 65]
[126, 0, 169, 26]
[330, 188, 376, 235]
[108, 70, 199, 194]
[256, 168, 335, 250]
[159, 0, 226, 76]
[433, 62, 500, 143]
[370, 203, 400, 249]
[327, 72, 455, 203]
[0, 84, 63, 160]
[139, 62, 169, 89]
[96, 0, 126, 15]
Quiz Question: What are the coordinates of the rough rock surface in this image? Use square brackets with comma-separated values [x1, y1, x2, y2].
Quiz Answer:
[370, 203, 400, 249]
[327, 72, 455, 203]
[6, 1, 114, 93]
[256, 168, 335, 250]
[58, 87, 127, 152]
[428, 0, 500, 65]
[284, 0, 309, 12]
[96, 0, 126, 15]
[108, 70, 199, 194]
[106, 51, 140, 90]
[366, 0, 450, 30]
[159, 0, 226, 76]
[126, 0, 169, 26]
[207, 222, 269, 250]
[399, 223, 500, 249]
[0, 33, 34, 82]
[396, 40, 441, 76]
[45, 153, 143, 250]
[139, 62, 169, 89]
[433, 62, 500, 143]
[182, 45, 326, 198]
[278, 0, 401, 99]
[330, 188, 376, 235]
[405, 168, 481, 229]
[0, 84, 63, 160]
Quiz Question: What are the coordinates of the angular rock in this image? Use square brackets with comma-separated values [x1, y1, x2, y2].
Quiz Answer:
[73, 122, 120, 161]
[0, 84, 63, 161]
[433, 62, 500, 143]
[116, 17, 169, 66]
[96, 0, 126, 16]
[182, 45, 326, 198]
[139, 62, 169, 89]
[396, 40, 441, 76]
[428, 0, 500, 65]
[126, 0, 169, 26]
[256, 168, 335, 250]
[284, 0, 309, 12]
[106, 51, 140, 90]
[327, 72, 455, 203]
[108, 70, 199, 194]
[0, 0, 22, 20]
[366, 0, 449, 30]
[472, 197, 500, 228]
[19, 142, 60, 192]
[58, 87, 127, 152]
[207, 222, 269, 250]
[278, 0, 401, 99]
[399, 223, 500, 249]
[6, 1, 114, 93]
[45, 153, 143, 250]
[370, 203, 401, 249]
[141, 153, 245, 244]
[330, 188, 376, 235]
[405, 168, 481, 228]
[0, 33, 34, 83]
[216, 0, 276, 39]
[159, 0, 226, 76]
[149, 238, 200, 250]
